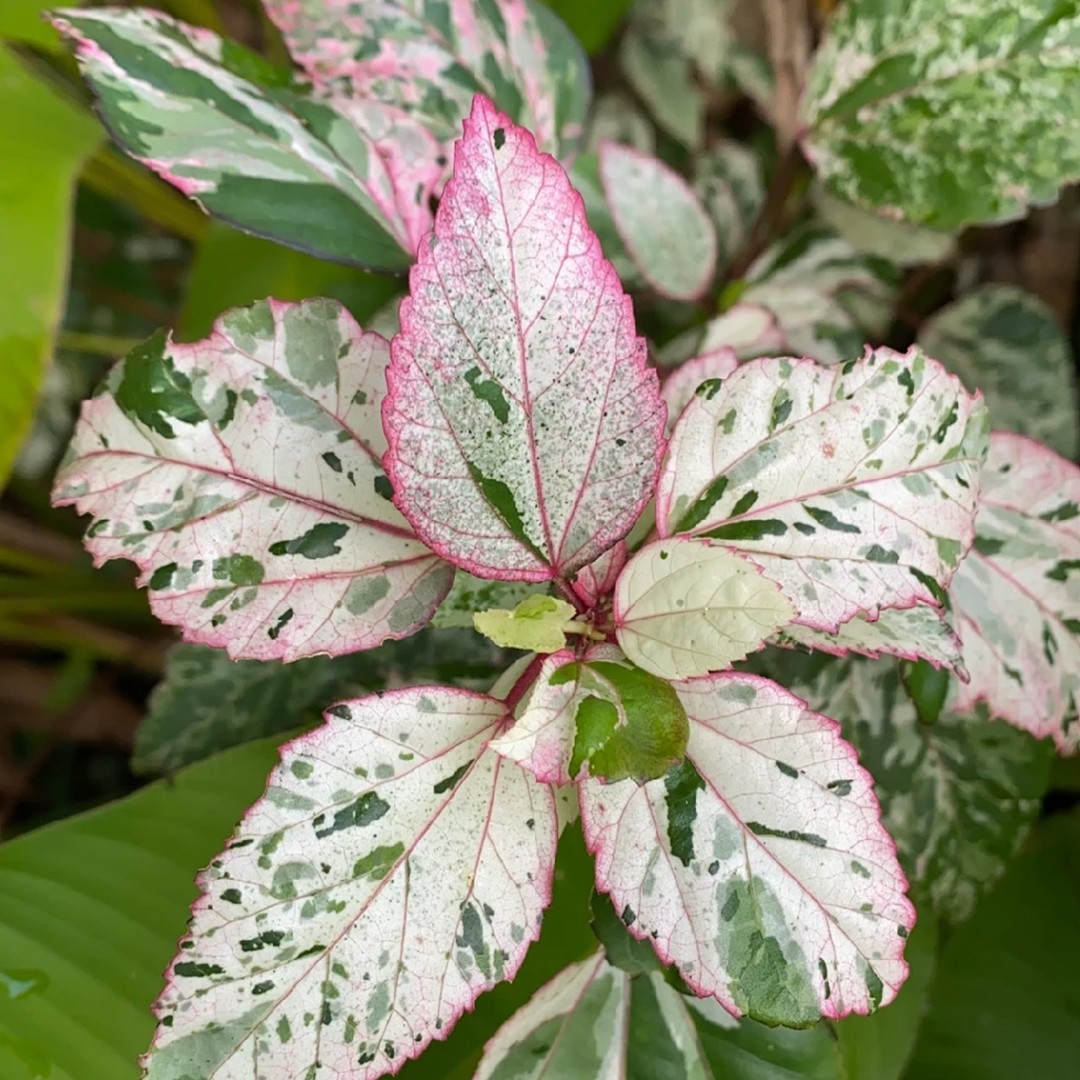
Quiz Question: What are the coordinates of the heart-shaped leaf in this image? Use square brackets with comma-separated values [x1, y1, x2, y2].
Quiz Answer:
[491, 645, 689, 784]
[385, 95, 666, 582]
[950, 432, 1080, 752]
[54, 8, 432, 269]
[598, 140, 718, 301]
[263, 0, 591, 161]
[658, 348, 987, 640]
[143, 687, 557, 1080]
[53, 299, 452, 660]
[613, 537, 794, 680]
[581, 673, 914, 1024]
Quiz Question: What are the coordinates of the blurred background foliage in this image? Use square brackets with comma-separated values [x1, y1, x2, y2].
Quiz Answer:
[1, 2, 1079, 1079]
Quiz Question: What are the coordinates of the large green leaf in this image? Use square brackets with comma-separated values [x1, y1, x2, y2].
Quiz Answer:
[0, 737, 282, 1080]
[904, 811, 1080, 1080]
[804, 0, 1080, 229]
[0, 47, 101, 488]
[918, 285, 1080, 461]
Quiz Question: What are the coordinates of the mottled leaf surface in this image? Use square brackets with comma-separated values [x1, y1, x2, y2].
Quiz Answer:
[658, 349, 988, 635]
[264, 0, 590, 160]
[581, 673, 914, 1023]
[661, 350, 740, 434]
[613, 538, 794, 680]
[53, 299, 452, 660]
[54, 8, 428, 269]
[385, 97, 666, 581]
[804, 0, 1080, 228]
[919, 285, 1080, 460]
[599, 141, 717, 301]
[144, 687, 557, 1080]
[694, 138, 765, 273]
[789, 654, 1053, 923]
[951, 432, 1080, 752]
[491, 645, 689, 784]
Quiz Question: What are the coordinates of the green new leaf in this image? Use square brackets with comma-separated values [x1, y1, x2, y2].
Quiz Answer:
[0, 47, 101, 488]
[804, 0, 1080, 229]
[919, 285, 1080, 460]
[474, 594, 578, 653]
[54, 8, 428, 270]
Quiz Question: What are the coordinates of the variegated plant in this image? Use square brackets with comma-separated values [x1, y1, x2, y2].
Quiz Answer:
[45, 1, 1080, 1078]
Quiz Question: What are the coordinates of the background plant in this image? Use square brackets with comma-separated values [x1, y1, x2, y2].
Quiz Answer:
[1, 2, 1080, 1079]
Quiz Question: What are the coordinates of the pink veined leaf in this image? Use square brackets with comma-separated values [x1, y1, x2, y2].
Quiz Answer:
[658, 347, 988, 644]
[384, 95, 667, 582]
[950, 432, 1080, 752]
[263, 0, 590, 163]
[599, 140, 719, 301]
[580, 673, 914, 1025]
[52, 299, 453, 661]
[142, 686, 558, 1080]
[571, 540, 627, 608]
[661, 348, 740, 433]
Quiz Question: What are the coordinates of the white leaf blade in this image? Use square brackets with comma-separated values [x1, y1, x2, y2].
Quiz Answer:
[385, 95, 666, 581]
[143, 687, 558, 1079]
[613, 538, 794, 680]
[581, 673, 914, 1024]
[658, 348, 988, 635]
[951, 432, 1080, 752]
[52, 299, 451, 660]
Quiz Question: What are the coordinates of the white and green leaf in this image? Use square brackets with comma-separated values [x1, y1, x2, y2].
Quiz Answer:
[53, 299, 452, 660]
[658, 348, 988, 639]
[144, 687, 558, 1080]
[581, 673, 915, 1024]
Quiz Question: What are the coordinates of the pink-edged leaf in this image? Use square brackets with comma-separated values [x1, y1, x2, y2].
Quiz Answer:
[52, 299, 452, 660]
[599, 140, 718, 301]
[780, 605, 966, 674]
[571, 540, 627, 608]
[613, 537, 794, 680]
[951, 432, 1080, 752]
[264, 0, 590, 161]
[580, 673, 914, 1024]
[658, 348, 988, 638]
[661, 349, 740, 433]
[658, 302, 786, 368]
[54, 8, 426, 270]
[384, 96, 667, 582]
[143, 686, 557, 1080]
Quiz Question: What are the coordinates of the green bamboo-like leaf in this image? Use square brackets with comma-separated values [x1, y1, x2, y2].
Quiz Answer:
[0, 47, 101, 488]
[804, 0, 1080, 229]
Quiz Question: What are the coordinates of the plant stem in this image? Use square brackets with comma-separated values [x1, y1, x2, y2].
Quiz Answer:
[502, 653, 547, 712]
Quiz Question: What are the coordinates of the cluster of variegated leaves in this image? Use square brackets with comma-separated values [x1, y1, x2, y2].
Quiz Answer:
[46, 1, 1080, 1079]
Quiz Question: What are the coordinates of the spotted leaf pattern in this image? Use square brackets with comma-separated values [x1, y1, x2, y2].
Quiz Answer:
[803, 0, 1080, 229]
[658, 348, 988, 640]
[385, 96, 666, 581]
[581, 673, 914, 1024]
[264, 0, 590, 161]
[52, 299, 452, 661]
[951, 432, 1080, 752]
[54, 8, 437, 268]
[143, 687, 557, 1080]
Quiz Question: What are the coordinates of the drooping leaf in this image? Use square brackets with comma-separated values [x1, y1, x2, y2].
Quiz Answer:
[53, 298, 452, 660]
[661, 350, 740, 433]
[658, 348, 988, 639]
[133, 628, 505, 775]
[385, 96, 666, 582]
[54, 8, 432, 269]
[144, 687, 558, 1080]
[785, 653, 1053, 923]
[0, 46, 101, 488]
[263, 0, 591, 161]
[803, 0, 1080, 229]
[905, 810, 1080, 1080]
[0, 737, 282, 1080]
[581, 672, 914, 1024]
[598, 141, 718, 301]
[491, 645, 690, 783]
[950, 432, 1080, 752]
[474, 594, 578, 653]
[918, 285, 1080, 461]
[613, 537, 794, 680]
